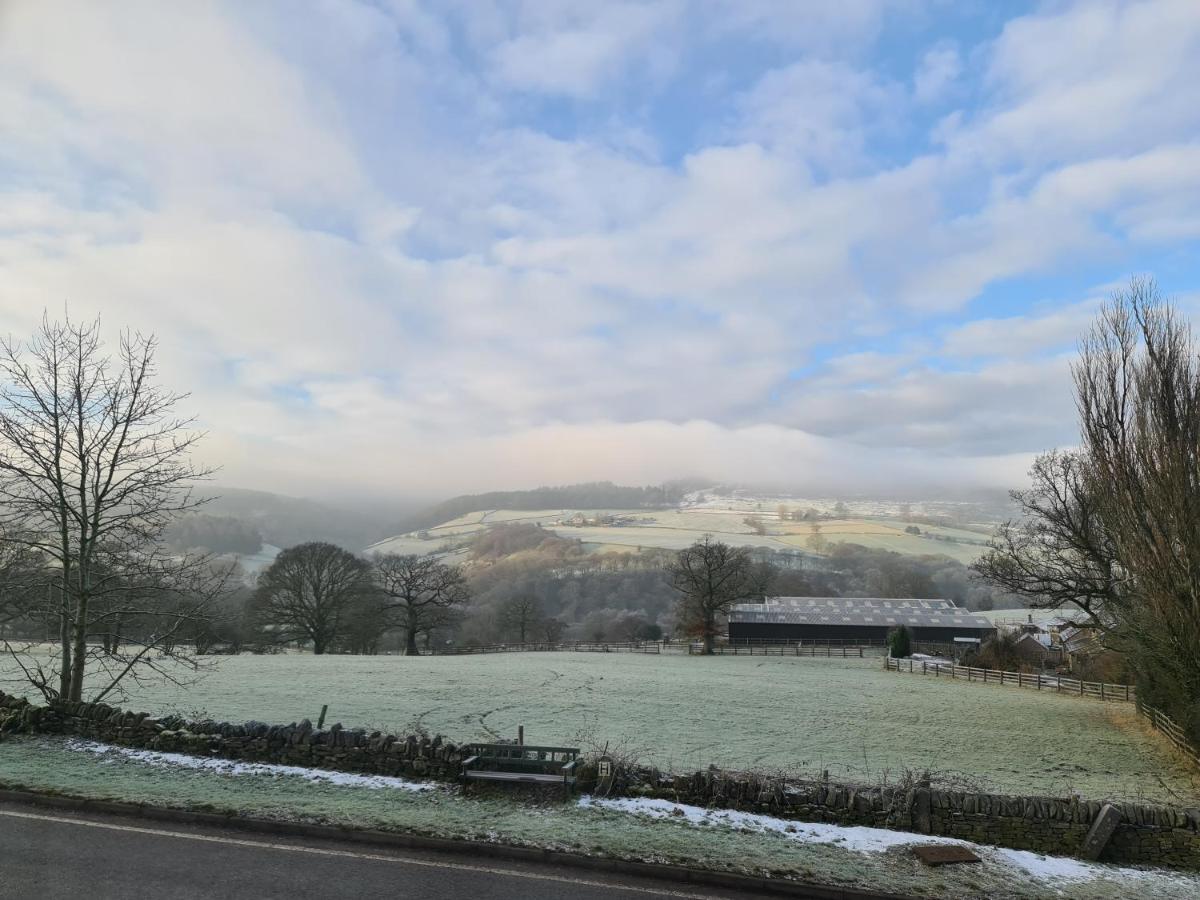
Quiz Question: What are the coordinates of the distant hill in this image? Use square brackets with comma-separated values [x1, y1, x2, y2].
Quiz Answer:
[198, 486, 393, 550]
[388, 481, 692, 535]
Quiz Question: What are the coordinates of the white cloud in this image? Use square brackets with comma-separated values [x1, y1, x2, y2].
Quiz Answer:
[913, 43, 961, 104]
[948, 0, 1200, 168]
[733, 60, 901, 173]
[483, 2, 681, 97]
[0, 0, 1196, 502]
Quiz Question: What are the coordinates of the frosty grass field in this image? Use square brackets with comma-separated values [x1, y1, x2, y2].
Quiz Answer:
[8, 652, 1195, 804]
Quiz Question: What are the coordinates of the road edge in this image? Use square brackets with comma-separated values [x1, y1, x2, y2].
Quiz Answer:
[0, 786, 914, 900]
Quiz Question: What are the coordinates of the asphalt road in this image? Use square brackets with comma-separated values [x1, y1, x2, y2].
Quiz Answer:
[0, 803, 766, 900]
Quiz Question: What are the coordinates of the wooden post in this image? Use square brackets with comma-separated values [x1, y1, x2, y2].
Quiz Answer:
[518, 725, 524, 746]
[1101, 683, 1105, 701]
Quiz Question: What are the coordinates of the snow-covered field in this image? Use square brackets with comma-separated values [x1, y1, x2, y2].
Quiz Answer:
[365, 503, 990, 563]
[7, 652, 1195, 803]
[1, 736, 1195, 900]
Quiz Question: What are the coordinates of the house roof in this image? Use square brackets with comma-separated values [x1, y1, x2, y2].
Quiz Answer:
[1016, 632, 1053, 649]
[729, 597, 994, 630]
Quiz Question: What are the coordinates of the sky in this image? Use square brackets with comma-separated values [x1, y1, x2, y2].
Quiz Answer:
[2, 0, 1199, 503]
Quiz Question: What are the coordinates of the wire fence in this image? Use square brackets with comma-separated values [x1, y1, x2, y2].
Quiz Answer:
[883, 655, 1135, 702]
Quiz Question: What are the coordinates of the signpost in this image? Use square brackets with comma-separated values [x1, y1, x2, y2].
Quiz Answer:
[596, 754, 616, 796]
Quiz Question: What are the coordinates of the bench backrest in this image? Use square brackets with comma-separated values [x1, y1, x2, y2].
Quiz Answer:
[464, 744, 579, 764]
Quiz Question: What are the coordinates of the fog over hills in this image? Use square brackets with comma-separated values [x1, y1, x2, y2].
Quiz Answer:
[198, 480, 1016, 553]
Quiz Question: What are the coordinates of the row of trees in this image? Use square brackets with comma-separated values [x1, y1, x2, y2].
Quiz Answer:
[252, 545, 468, 655]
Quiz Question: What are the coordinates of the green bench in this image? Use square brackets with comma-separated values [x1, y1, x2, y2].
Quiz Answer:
[460, 743, 580, 790]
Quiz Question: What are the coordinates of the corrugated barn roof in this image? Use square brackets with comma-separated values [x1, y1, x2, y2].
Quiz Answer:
[729, 597, 993, 629]
[762, 597, 954, 611]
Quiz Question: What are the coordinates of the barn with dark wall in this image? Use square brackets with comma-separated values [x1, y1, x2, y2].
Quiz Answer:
[727, 597, 995, 644]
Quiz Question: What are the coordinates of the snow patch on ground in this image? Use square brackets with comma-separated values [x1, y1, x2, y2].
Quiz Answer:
[579, 795, 1195, 889]
[64, 740, 435, 792]
[578, 795, 961, 853]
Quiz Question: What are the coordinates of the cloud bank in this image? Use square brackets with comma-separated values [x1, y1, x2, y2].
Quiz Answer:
[2, 1, 1198, 501]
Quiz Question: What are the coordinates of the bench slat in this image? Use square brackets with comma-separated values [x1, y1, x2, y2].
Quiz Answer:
[464, 771, 574, 784]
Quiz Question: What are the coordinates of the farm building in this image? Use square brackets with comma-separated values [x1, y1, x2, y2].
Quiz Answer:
[727, 597, 995, 644]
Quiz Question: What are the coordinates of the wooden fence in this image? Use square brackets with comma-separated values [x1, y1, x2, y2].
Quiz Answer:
[694, 644, 873, 658]
[1137, 703, 1200, 766]
[729, 637, 889, 648]
[884, 656, 1135, 702]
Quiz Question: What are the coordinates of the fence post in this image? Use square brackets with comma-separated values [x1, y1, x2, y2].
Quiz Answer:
[1080, 680, 1084, 697]
[1101, 683, 1105, 702]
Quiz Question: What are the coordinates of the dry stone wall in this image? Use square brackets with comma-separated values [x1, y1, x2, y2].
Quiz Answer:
[628, 767, 1200, 868]
[2, 690, 1197, 869]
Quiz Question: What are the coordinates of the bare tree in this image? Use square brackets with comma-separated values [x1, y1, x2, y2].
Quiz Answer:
[0, 315, 230, 702]
[372, 553, 470, 655]
[668, 536, 770, 654]
[539, 616, 566, 643]
[976, 279, 1200, 738]
[497, 593, 542, 643]
[974, 450, 1117, 628]
[254, 542, 372, 654]
[806, 522, 827, 552]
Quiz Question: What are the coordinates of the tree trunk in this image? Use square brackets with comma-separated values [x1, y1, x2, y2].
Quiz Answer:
[68, 595, 89, 702]
[57, 578, 71, 699]
[405, 628, 419, 656]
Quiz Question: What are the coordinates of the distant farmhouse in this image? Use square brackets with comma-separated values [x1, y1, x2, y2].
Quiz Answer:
[727, 597, 995, 645]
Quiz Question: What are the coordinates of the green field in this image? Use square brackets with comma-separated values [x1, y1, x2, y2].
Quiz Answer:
[8, 652, 1194, 804]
